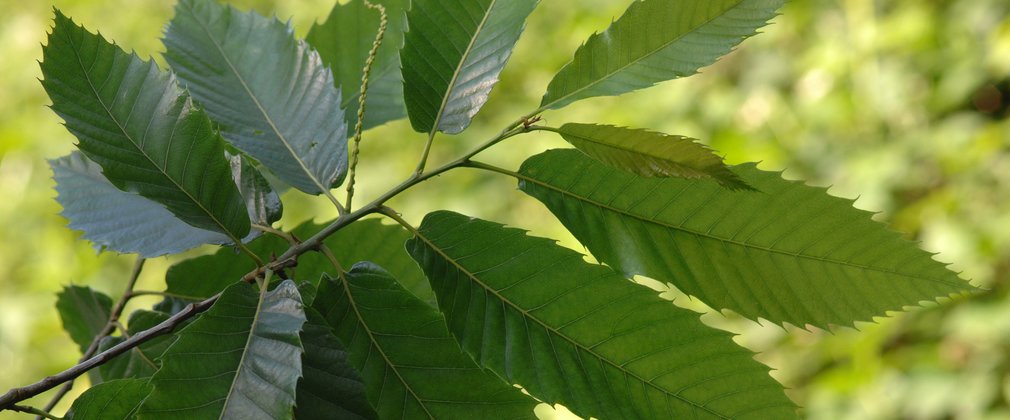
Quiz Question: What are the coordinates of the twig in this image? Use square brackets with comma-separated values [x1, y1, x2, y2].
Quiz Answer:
[345, 0, 388, 211]
[0, 294, 219, 411]
[37, 257, 146, 417]
[10, 404, 60, 420]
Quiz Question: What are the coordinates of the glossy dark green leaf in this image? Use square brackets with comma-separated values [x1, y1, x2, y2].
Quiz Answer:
[55, 285, 111, 354]
[164, 0, 347, 194]
[40, 10, 251, 240]
[402, 0, 539, 134]
[97, 310, 174, 381]
[518, 150, 977, 328]
[296, 307, 376, 420]
[138, 281, 306, 420]
[408, 211, 796, 419]
[307, 0, 409, 131]
[51, 152, 236, 257]
[548, 123, 750, 189]
[65, 379, 151, 420]
[540, 0, 784, 110]
[314, 265, 537, 419]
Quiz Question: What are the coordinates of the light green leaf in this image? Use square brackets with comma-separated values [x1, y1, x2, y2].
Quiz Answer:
[40, 10, 251, 240]
[313, 265, 537, 419]
[540, 0, 784, 110]
[65, 379, 151, 420]
[50, 152, 243, 257]
[518, 149, 976, 328]
[547, 123, 750, 189]
[408, 211, 796, 420]
[296, 307, 376, 420]
[97, 310, 175, 382]
[56, 285, 111, 354]
[402, 0, 539, 134]
[138, 281, 306, 420]
[307, 0, 409, 131]
[164, 0, 347, 195]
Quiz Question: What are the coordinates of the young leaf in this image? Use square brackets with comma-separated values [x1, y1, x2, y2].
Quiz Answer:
[296, 307, 376, 420]
[64, 379, 151, 420]
[55, 285, 111, 354]
[163, 0, 347, 195]
[313, 265, 538, 419]
[40, 10, 251, 240]
[547, 123, 750, 189]
[307, 0, 409, 131]
[97, 310, 175, 381]
[51, 152, 234, 257]
[407, 211, 796, 420]
[517, 150, 977, 329]
[402, 0, 539, 134]
[540, 0, 784, 110]
[138, 281, 306, 420]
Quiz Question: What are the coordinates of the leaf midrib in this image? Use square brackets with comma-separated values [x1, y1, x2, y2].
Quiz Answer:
[182, 1, 334, 195]
[218, 284, 267, 419]
[517, 168, 965, 288]
[411, 226, 730, 419]
[334, 272, 436, 420]
[541, 0, 746, 110]
[427, 0, 498, 136]
[64, 25, 241, 243]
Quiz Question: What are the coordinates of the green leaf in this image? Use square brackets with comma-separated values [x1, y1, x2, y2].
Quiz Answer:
[40, 10, 251, 240]
[163, 0, 347, 195]
[55, 285, 111, 354]
[517, 150, 976, 328]
[540, 0, 784, 110]
[230, 153, 283, 227]
[313, 265, 537, 419]
[163, 218, 430, 304]
[138, 280, 306, 420]
[65, 379, 151, 420]
[402, 0, 539, 134]
[307, 0, 409, 131]
[97, 310, 175, 381]
[50, 152, 238, 257]
[548, 123, 750, 189]
[296, 307, 376, 420]
[408, 210, 796, 419]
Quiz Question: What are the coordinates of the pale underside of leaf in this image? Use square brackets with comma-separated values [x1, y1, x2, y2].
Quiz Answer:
[164, 0, 347, 195]
[138, 281, 306, 420]
[313, 265, 537, 419]
[408, 210, 796, 420]
[51, 152, 233, 257]
[517, 149, 976, 329]
[402, 0, 539, 134]
[40, 11, 251, 240]
[551, 123, 751, 190]
[540, 0, 784, 110]
[307, 0, 409, 131]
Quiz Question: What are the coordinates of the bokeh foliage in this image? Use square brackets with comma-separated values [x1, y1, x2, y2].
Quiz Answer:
[0, 0, 1007, 418]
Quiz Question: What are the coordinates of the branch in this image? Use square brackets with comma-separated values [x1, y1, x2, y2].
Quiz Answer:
[37, 257, 146, 417]
[0, 294, 218, 412]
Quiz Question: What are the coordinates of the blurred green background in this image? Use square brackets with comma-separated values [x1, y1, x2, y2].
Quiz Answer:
[1, 0, 1008, 418]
